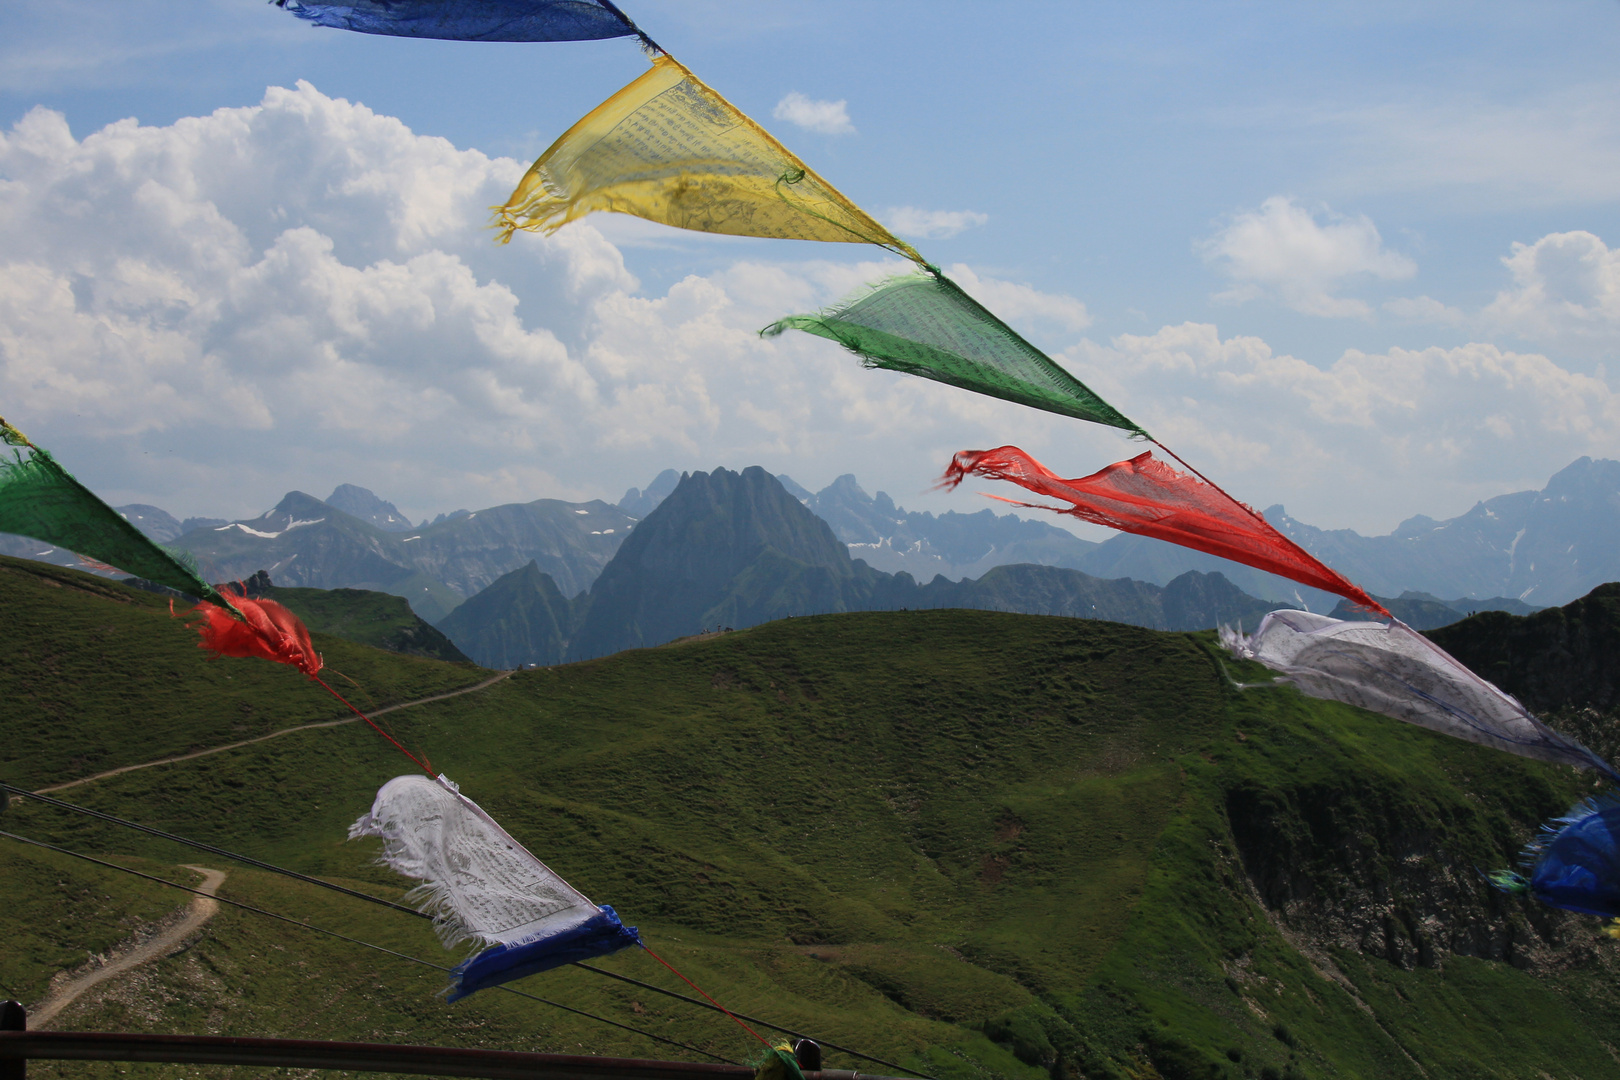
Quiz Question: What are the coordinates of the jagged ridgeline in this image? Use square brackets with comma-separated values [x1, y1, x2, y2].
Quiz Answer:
[5, 553, 1620, 1078]
[439, 466, 1283, 668]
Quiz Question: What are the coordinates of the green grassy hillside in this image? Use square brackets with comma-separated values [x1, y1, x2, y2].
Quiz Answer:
[0, 555, 487, 790]
[261, 582, 473, 665]
[3, 558, 1618, 1079]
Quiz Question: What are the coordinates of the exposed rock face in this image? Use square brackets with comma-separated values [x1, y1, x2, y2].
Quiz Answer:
[1227, 779, 1536, 972]
[571, 466, 857, 660]
[115, 504, 183, 543]
[325, 484, 413, 532]
[436, 561, 573, 668]
[1210, 584, 1620, 988]
[169, 491, 633, 622]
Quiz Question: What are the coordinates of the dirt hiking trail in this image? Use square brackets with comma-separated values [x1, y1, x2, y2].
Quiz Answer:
[30, 865, 225, 1029]
[36, 669, 515, 795]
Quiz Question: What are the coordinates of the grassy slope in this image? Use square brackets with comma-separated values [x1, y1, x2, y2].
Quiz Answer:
[3, 565, 1618, 1079]
[0, 556, 488, 790]
[262, 584, 474, 665]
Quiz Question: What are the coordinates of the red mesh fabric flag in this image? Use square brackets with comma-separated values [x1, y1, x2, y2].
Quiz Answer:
[188, 586, 323, 677]
[943, 446, 1390, 619]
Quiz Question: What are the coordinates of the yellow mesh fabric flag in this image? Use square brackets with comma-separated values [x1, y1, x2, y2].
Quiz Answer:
[495, 55, 923, 262]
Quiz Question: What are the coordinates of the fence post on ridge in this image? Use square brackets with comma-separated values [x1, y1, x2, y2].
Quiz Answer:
[0, 1000, 25, 1080]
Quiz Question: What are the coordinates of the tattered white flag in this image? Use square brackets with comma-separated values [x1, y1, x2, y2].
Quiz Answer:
[1222, 611, 1619, 781]
[351, 774, 640, 1000]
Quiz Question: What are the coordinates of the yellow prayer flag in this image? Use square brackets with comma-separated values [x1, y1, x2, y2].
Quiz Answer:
[494, 55, 923, 262]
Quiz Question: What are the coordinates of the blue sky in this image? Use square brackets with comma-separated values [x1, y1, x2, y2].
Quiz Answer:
[2, 1, 1617, 534]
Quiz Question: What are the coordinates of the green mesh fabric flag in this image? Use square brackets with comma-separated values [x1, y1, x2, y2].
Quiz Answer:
[0, 417, 232, 608]
[762, 270, 1146, 436]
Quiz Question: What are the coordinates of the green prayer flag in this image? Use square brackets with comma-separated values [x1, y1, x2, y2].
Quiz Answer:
[762, 270, 1147, 436]
[0, 417, 233, 608]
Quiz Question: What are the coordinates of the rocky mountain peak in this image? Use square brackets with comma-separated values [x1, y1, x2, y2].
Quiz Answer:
[1541, 455, 1620, 499]
[568, 466, 854, 660]
[326, 484, 413, 531]
[116, 504, 183, 543]
[617, 468, 681, 518]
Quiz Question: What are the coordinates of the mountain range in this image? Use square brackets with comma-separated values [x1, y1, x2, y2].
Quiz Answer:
[168, 487, 634, 623]
[763, 457, 1620, 610]
[440, 466, 1287, 667]
[1066, 456, 1620, 607]
[2, 457, 1612, 655]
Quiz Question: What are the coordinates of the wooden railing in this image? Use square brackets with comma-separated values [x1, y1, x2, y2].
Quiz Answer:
[0, 1002, 861, 1080]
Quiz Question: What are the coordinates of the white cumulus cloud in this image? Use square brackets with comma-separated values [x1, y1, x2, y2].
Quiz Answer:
[0, 84, 1082, 522]
[772, 92, 855, 136]
[946, 264, 1091, 333]
[884, 207, 989, 239]
[1200, 196, 1416, 318]
[1382, 295, 1466, 326]
[1063, 323, 1617, 529]
[3, 85, 1611, 542]
[1483, 230, 1620, 354]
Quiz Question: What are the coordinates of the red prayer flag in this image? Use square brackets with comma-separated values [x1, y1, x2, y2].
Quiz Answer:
[187, 586, 323, 677]
[943, 446, 1390, 618]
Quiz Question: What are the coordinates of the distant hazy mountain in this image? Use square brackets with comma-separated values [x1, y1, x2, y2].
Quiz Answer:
[618, 469, 681, 519]
[8, 455, 1613, 629]
[802, 473, 1101, 580]
[439, 466, 1281, 667]
[1326, 591, 1541, 630]
[614, 469, 1102, 584]
[1079, 457, 1620, 609]
[574, 465, 860, 660]
[325, 484, 413, 532]
[116, 504, 184, 543]
[436, 560, 577, 668]
[425, 455, 1620, 623]
[169, 490, 634, 622]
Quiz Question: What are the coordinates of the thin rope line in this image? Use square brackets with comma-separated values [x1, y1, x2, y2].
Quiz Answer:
[311, 673, 437, 777]
[639, 946, 770, 1048]
[0, 829, 738, 1066]
[1, 783, 429, 922]
[1150, 438, 1390, 619]
[7, 784, 915, 1068]
[1150, 439, 1263, 523]
[574, 963, 933, 1079]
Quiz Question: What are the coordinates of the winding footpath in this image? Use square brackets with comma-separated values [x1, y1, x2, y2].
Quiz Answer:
[35, 669, 515, 795]
[21, 673, 516, 1023]
[30, 866, 226, 1029]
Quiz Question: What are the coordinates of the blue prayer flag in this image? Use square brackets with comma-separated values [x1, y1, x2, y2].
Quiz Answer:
[448, 906, 641, 1001]
[276, 0, 633, 42]
[1494, 795, 1620, 919]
